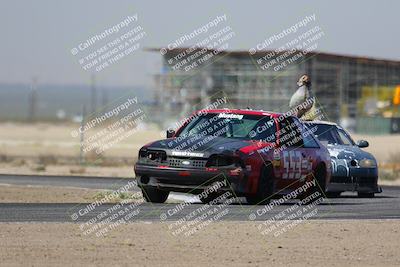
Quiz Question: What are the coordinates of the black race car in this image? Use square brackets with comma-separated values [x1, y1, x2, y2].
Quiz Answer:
[305, 121, 381, 198]
[134, 109, 331, 204]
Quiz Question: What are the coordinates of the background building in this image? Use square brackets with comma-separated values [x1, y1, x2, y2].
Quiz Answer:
[150, 48, 400, 133]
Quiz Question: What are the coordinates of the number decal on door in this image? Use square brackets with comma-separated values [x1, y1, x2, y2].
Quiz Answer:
[282, 151, 312, 179]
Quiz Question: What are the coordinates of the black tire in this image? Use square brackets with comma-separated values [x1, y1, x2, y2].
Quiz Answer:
[326, 192, 341, 198]
[246, 164, 274, 205]
[358, 192, 375, 198]
[313, 164, 327, 195]
[141, 186, 169, 203]
[199, 192, 221, 204]
[301, 164, 326, 204]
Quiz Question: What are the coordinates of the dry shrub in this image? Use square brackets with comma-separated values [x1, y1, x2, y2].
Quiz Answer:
[0, 153, 9, 163]
[69, 167, 86, 174]
[31, 164, 46, 172]
[38, 154, 58, 165]
[84, 148, 105, 165]
[380, 152, 400, 180]
[12, 158, 26, 166]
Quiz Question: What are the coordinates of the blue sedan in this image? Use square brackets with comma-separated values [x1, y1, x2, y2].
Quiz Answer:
[305, 121, 382, 198]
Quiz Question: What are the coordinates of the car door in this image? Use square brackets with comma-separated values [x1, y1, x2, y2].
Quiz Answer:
[275, 117, 315, 191]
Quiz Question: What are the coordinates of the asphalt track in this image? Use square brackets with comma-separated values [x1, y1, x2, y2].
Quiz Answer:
[0, 174, 399, 222]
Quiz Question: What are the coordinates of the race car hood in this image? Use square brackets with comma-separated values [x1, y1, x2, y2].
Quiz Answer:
[143, 135, 255, 158]
[326, 144, 378, 178]
[326, 144, 375, 161]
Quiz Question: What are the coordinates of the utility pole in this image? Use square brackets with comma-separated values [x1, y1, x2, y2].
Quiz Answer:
[79, 105, 86, 165]
[90, 74, 97, 116]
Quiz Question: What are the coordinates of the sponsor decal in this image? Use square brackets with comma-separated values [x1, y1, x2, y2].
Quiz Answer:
[282, 151, 312, 179]
[171, 151, 204, 157]
[218, 113, 243, 119]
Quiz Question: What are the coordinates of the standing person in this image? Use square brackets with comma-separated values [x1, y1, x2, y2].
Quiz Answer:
[289, 74, 315, 119]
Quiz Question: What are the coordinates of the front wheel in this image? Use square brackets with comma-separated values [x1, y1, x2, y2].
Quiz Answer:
[246, 164, 274, 205]
[141, 186, 169, 203]
[199, 192, 222, 204]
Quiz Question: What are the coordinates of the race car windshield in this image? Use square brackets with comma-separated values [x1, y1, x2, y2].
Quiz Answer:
[310, 124, 355, 145]
[177, 113, 276, 142]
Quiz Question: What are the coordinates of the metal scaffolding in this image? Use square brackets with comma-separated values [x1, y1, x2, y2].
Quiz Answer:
[150, 48, 400, 129]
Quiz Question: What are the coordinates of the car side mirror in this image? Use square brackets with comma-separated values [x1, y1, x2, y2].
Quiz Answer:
[166, 129, 176, 138]
[356, 140, 369, 148]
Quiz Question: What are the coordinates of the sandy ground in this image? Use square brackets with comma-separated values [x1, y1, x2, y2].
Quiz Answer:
[352, 133, 400, 163]
[0, 221, 399, 267]
[0, 122, 161, 158]
[0, 185, 192, 204]
[0, 184, 99, 203]
[0, 163, 135, 178]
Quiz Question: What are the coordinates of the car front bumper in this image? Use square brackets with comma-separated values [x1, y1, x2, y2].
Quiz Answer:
[327, 181, 382, 193]
[134, 164, 248, 195]
[328, 164, 381, 193]
[327, 173, 381, 193]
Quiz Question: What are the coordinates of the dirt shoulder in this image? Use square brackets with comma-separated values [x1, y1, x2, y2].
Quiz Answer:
[0, 184, 143, 204]
[0, 163, 135, 178]
[0, 184, 99, 203]
[1, 220, 399, 267]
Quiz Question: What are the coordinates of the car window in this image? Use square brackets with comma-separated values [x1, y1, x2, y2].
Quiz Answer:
[302, 124, 320, 148]
[177, 113, 276, 141]
[183, 117, 214, 136]
[306, 123, 355, 146]
[230, 118, 259, 138]
[337, 129, 353, 145]
[278, 117, 303, 148]
[313, 125, 339, 144]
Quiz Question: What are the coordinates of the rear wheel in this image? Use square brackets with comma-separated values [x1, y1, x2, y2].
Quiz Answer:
[302, 164, 326, 204]
[313, 164, 327, 195]
[358, 192, 375, 198]
[141, 186, 169, 203]
[246, 164, 274, 205]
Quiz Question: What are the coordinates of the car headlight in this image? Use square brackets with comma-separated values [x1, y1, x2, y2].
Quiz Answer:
[358, 159, 377, 168]
[206, 154, 242, 168]
[139, 149, 166, 162]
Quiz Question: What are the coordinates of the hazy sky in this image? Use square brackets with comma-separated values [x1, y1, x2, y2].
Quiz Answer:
[0, 0, 399, 88]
